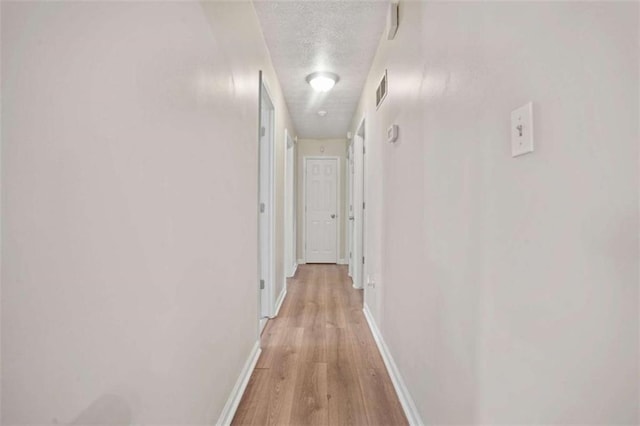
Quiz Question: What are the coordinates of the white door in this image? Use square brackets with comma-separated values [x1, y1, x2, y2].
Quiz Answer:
[352, 126, 365, 289]
[347, 142, 355, 277]
[259, 76, 275, 330]
[305, 158, 338, 263]
[284, 130, 296, 277]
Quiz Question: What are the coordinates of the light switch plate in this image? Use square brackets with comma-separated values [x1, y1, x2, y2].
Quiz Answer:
[511, 102, 534, 157]
[387, 124, 399, 143]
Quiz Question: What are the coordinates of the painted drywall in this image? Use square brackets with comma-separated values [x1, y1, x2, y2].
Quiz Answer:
[200, 2, 296, 319]
[1, 1, 295, 423]
[350, 1, 639, 424]
[296, 139, 348, 263]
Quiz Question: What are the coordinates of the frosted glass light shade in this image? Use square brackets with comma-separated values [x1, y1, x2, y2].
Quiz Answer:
[306, 72, 339, 92]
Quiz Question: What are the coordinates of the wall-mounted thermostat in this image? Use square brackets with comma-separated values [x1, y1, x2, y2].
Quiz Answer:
[387, 124, 399, 143]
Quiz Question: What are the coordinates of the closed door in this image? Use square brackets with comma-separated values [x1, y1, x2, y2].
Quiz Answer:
[348, 143, 354, 277]
[305, 158, 338, 263]
[259, 76, 275, 329]
[284, 131, 296, 277]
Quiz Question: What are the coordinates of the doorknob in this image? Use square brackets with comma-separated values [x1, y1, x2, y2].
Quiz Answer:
[331, 214, 336, 219]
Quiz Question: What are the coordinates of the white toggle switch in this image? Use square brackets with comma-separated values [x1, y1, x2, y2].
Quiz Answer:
[387, 124, 399, 143]
[511, 102, 534, 157]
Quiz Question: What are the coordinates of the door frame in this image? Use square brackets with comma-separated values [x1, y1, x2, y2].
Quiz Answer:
[347, 139, 354, 277]
[258, 71, 276, 333]
[351, 116, 365, 289]
[302, 156, 341, 264]
[284, 129, 297, 278]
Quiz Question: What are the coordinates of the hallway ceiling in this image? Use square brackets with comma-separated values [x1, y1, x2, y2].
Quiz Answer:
[254, 1, 389, 139]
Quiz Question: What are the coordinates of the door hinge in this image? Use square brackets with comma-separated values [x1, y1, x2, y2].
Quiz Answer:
[363, 202, 366, 209]
[260, 279, 265, 290]
[363, 145, 366, 155]
[362, 256, 365, 264]
[260, 202, 265, 213]
[260, 126, 266, 137]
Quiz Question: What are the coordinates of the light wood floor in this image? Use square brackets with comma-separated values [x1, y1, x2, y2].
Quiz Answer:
[232, 264, 408, 426]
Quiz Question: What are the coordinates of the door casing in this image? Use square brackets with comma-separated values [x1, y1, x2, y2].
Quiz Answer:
[347, 140, 354, 277]
[284, 129, 296, 277]
[351, 117, 365, 289]
[258, 72, 276, 333]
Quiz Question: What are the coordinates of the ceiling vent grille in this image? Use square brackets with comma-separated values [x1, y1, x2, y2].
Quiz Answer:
[376, 70, 388, 109]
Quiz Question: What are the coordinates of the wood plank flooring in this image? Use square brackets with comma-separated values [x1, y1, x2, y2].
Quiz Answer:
[232, 264, 408, 426]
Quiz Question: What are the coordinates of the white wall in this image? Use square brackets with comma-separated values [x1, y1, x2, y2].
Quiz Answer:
[350, 1, 639, 424]
[1, 1, 295, 423]
[296, 139, 348, 262]
[199, 3, 296, 313]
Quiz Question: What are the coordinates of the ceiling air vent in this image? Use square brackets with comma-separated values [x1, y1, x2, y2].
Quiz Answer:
[376, 70, 388, 109]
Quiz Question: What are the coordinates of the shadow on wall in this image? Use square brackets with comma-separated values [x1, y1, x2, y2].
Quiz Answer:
[70, 395, 132, 425]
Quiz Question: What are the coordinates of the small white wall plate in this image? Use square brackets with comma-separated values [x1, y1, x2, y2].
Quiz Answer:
[511, 102, 534, 157]
[387, 124, 399, 143]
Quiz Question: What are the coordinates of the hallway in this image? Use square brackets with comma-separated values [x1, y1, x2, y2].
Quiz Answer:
[233, 265, 407, 425]
[2, 1, 639, 424]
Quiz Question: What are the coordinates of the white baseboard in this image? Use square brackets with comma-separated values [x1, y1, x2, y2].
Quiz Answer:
[274, 286, 287, 317]
[215, 340, 262, 426]
[338, 258, 348, 265]
[297, 258, 305, 265]
[286, 263, 298, 278]
[363, 304, 424, 426]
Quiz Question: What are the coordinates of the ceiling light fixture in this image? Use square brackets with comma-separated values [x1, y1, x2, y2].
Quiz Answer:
[306, 72, 339, 92]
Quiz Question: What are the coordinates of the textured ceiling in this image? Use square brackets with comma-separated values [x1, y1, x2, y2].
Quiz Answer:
[254, 1, 389, 139]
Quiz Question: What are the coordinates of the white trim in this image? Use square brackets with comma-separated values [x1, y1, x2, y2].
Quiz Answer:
[302, 156, 341, 264]
[302, 158, 306, 263]
[258, 73, 277, 322]
[362, 304, 424, 426]
[297, 258, 306, 265]
[338, 258, 348, 265]
[284, 129, 297, 279]
[337, 157, 342, 265]
[351, 116, 366, 289]
[256, 71, 262, 336]
[274, 286, 287, 317]
[288, 263, 298, 278]
[267, 85, 276, 318]
[215, 340, 262, 426]
[347, 139, 354, 278]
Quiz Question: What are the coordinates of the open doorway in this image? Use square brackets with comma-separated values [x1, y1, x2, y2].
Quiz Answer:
[258, 71, 276, 333]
